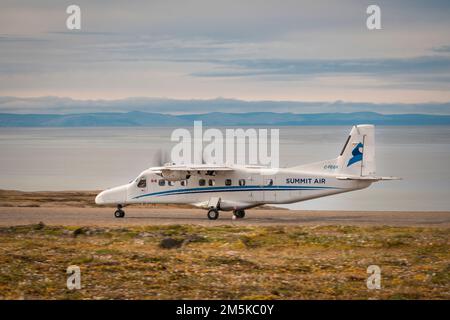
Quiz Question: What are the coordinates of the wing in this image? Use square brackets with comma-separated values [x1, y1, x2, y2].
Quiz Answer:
[162, 164, 233, 172]
[153, 164, 234, 181]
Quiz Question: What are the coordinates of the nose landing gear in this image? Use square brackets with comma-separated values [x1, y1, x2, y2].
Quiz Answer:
[114, 204, 125, 218]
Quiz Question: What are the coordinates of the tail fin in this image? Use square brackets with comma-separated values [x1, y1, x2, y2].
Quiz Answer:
[291, 124, 376, 176]
[337, 124, 375, 177]
[292, 125, 400, 180]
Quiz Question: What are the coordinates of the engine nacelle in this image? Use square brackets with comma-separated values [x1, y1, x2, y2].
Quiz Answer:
[160, 170, 190, 181]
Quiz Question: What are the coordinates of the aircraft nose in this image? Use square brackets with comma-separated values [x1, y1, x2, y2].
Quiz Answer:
[95, 191, 105, 205]
[95, 185, 128, 205]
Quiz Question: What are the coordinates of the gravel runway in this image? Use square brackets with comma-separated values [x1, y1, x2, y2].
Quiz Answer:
[0, 207, 449, 227]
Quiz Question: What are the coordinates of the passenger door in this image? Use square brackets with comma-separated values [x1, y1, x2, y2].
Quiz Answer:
[246, 175, 263, 202]
[262, 176, 277, 203]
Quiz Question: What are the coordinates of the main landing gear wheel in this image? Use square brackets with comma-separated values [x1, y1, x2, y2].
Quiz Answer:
[233, 210, 246, 219]
[114, 205, 125, 218]
[207, 209, 219, 220]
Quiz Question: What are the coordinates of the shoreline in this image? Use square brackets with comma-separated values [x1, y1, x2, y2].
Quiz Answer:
[0, 189, 283, 210]
[1, 189, 448, 212]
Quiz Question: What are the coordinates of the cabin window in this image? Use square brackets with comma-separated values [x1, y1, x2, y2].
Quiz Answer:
[137, 177, 146, 188]
[168, 181, 175, 186]
[181, 180, 187, 187]
[266, 179, 273, 186]
[199, 179, 206, 186]
[225, 179, 232, 186]
[158, 179, 166, 186]
[208, 179, 215, 186]
[238, 179, 246, 186]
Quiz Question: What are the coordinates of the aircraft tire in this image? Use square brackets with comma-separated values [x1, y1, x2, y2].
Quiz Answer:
[233, 210, 245, 219]
[114, 209, 125, 218]
[207, 209, 219, 220]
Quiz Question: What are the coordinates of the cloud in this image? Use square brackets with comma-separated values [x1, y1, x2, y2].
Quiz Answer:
[1, 0, 450, 101]
[191, 56, 450, 78]
[433, 45, 450, 53]
[0, 35, 49, 43]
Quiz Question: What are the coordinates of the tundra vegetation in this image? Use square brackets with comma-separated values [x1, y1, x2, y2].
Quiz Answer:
[0, 223, 448, 299]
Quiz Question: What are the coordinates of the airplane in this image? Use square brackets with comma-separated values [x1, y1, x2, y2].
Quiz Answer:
[95, 124, 399, 219]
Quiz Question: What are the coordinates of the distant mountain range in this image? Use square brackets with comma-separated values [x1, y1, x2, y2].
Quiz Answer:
[2, 96, 450, 115]
[0, 111, 449, 127]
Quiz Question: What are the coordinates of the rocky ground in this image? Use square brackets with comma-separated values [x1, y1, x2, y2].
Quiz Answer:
[0, 223, 448, 299]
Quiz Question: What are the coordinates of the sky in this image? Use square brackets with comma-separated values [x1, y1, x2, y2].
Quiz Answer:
[1, 0, 450, 108]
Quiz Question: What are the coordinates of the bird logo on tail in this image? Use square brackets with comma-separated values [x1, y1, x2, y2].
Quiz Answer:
[347, 142, 363, 167]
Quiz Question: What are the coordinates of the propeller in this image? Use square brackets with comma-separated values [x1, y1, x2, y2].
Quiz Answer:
[149, 146, 211, 167]
[149, 148, 172, 167]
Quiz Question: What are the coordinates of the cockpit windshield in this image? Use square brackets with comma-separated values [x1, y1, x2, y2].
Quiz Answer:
[137, 177, 147, 188]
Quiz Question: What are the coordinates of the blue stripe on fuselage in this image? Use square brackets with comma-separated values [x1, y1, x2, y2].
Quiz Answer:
[133, 185, 341, 199]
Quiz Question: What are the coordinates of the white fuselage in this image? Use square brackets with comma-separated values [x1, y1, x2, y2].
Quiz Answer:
[96, 166, 372, 211]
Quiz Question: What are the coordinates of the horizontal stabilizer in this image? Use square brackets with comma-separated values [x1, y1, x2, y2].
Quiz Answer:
[337, 176, 402, 181]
